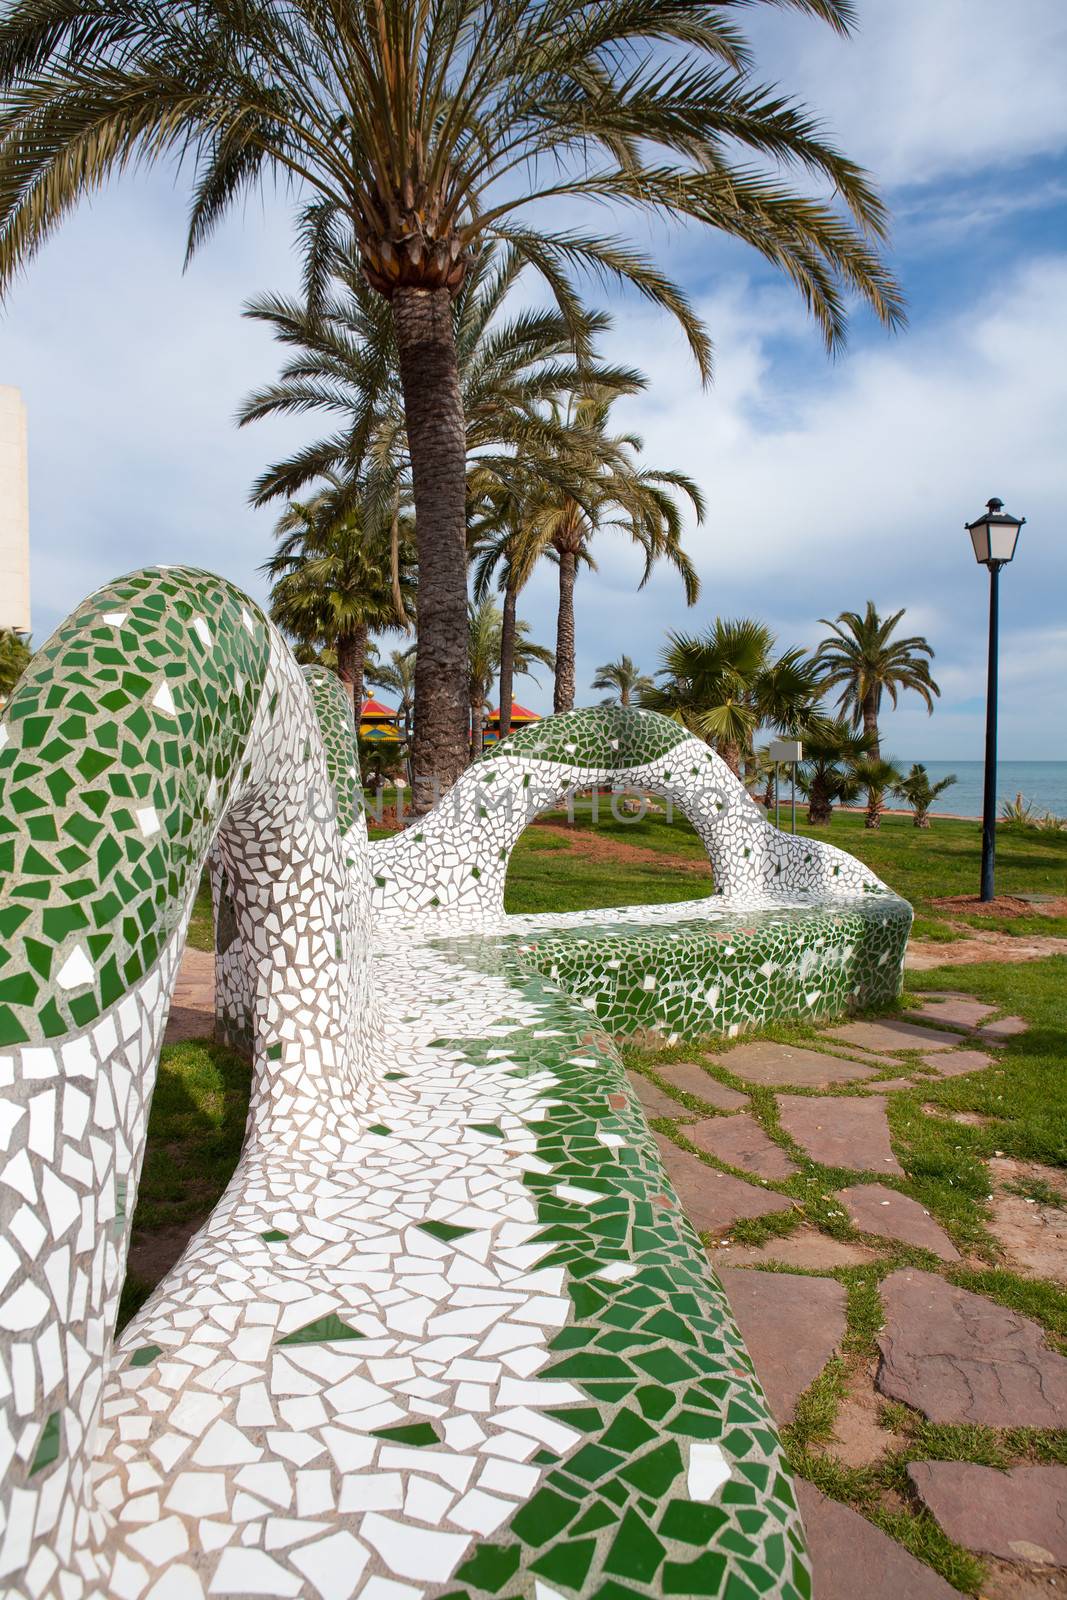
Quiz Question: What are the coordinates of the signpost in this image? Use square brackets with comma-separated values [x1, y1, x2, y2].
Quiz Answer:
[768, 739, 803, 834]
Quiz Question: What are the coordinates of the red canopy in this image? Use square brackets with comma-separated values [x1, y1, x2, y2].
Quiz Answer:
[488, 702, 539, 724]
[361, 698, 397, 719]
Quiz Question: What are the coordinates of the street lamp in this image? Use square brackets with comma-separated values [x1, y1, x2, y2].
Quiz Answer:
[964, 496, 1025, 902]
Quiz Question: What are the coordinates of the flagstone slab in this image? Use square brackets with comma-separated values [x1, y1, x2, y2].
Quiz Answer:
[837, 1183, 959, 1261]
[718, 1040, 879, 1087]
[777, 1095, 903, 1175]
[907, 1462, 1067, 1566]
[718, 1269, 846, 1423]
[625, 1070, 695, 1120]
[877, 1270, 1067, 1426]
[654, 1060, 750, 1110]
[919, 1048, 995, 1078]
[821, 1018, 964, 1053]
[686, 1113, 798, 1179]
[653, 1134, 787, 1236]
[978, 1015, 1028, 1039]
[908, 996, 998, 1028]
[710, 1229, 877, 1271]
[868, 1077, 918, 1092]
[795, 1482, 958, 1600]
[987, 1158, 1067, 1286]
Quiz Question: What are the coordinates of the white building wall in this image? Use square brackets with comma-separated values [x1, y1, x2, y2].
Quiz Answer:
[0, 386, 30, 633]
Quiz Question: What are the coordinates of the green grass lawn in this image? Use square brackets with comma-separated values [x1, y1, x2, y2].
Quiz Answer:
[506, 805, 1067, 927]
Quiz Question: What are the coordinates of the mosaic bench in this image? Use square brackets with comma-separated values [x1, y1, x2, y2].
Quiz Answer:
[0, 567, 909, 1600]
[356, 706, 910, 1046]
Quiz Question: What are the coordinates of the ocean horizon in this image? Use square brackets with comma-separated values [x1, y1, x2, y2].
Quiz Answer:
[885, 760, 1066, 819]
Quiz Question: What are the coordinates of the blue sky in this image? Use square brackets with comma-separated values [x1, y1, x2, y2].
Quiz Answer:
[4, 0, 1066, 759]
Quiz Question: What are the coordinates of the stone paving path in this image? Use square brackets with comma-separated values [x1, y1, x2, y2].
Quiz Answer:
[640, 997, 1067, 1598]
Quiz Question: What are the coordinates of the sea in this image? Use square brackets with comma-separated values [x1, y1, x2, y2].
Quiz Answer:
[893, 761, 1067, 819]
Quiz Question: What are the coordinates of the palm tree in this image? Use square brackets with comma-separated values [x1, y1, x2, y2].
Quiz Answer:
[469, 478, 546, 744]
[815, 602, 940, 759]
[643, 619, 824, 776]
[592, 655, 654, 708]
[469, 393, 654, 740]
[853, 756, 903, 830]
[244, 238, 638, 788]
[263, 498, 415, 712]
[467, 598, 553, 761]
[520, 391, 704, 713]
[368, 648, 417, 745]
[0, 629, 31, 702]
[241, 241, 639, 532]
[797, 720, 873, 825]
[0, 0, 904, 792]
[894, 763, 958, 829]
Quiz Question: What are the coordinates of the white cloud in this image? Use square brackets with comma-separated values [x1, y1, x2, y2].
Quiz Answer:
[746, 0, 1067, 189]
[529, 254, 1066, 760]
[3, 178, 310, 638]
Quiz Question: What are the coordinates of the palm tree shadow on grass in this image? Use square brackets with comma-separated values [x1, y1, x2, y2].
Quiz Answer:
[117, 1039, 252, 1331]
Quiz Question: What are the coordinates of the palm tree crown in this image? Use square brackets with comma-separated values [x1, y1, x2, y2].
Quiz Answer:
[263, 497, 416, 712]
[467, 598, 553, 759]
[241, 241, 641, 524]
[643, 617, 823, 775]
[0, 0, 904, 796]
[592, 655, 654, 708]
[516, 390, 704, 714]
[815, 601, 939, 758]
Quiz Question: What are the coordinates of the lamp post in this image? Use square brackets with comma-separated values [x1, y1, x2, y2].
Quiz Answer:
[965, 496, 1024, 902]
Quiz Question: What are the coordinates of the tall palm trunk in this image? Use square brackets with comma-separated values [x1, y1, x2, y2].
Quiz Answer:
[865, 790, 884, 830]
[862, 688, 881, 759]
[554, 549, 577, 713]
[336, 621, 368, 713]
[498, 583, 518, 739]
[469, 695, 485, 762]
[391, 286, 469, 809]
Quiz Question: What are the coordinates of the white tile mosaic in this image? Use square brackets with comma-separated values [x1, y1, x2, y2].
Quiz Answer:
[0, 569, 916, 1598]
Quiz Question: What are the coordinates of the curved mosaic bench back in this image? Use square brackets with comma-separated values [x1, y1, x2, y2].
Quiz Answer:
[366, 706, 893, 915]
[363, 707, 910, 1039]
[0, 569, 811, 1600]
[0, 567, 368, 1590]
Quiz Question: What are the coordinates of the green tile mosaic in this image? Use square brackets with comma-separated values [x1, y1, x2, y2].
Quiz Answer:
[0, 568, 270, 1047]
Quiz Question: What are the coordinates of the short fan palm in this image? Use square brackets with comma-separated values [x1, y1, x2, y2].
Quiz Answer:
[644, 618, 824, 775]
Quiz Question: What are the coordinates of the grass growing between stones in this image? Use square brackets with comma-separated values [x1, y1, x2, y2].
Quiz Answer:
[635, 954, 1067, 1593]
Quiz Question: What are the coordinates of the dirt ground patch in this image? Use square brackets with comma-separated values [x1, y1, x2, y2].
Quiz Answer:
[825, 1361, 899, 1467]
[907, 930, 1067, 969]
[530, 821, 714, 878]
[931, 894, 1067, 919]
[126, 1219, 203, 1293]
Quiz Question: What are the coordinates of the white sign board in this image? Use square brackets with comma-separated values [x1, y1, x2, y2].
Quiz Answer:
[768, 738, 803, 764]
[0, 387, 30, 634]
